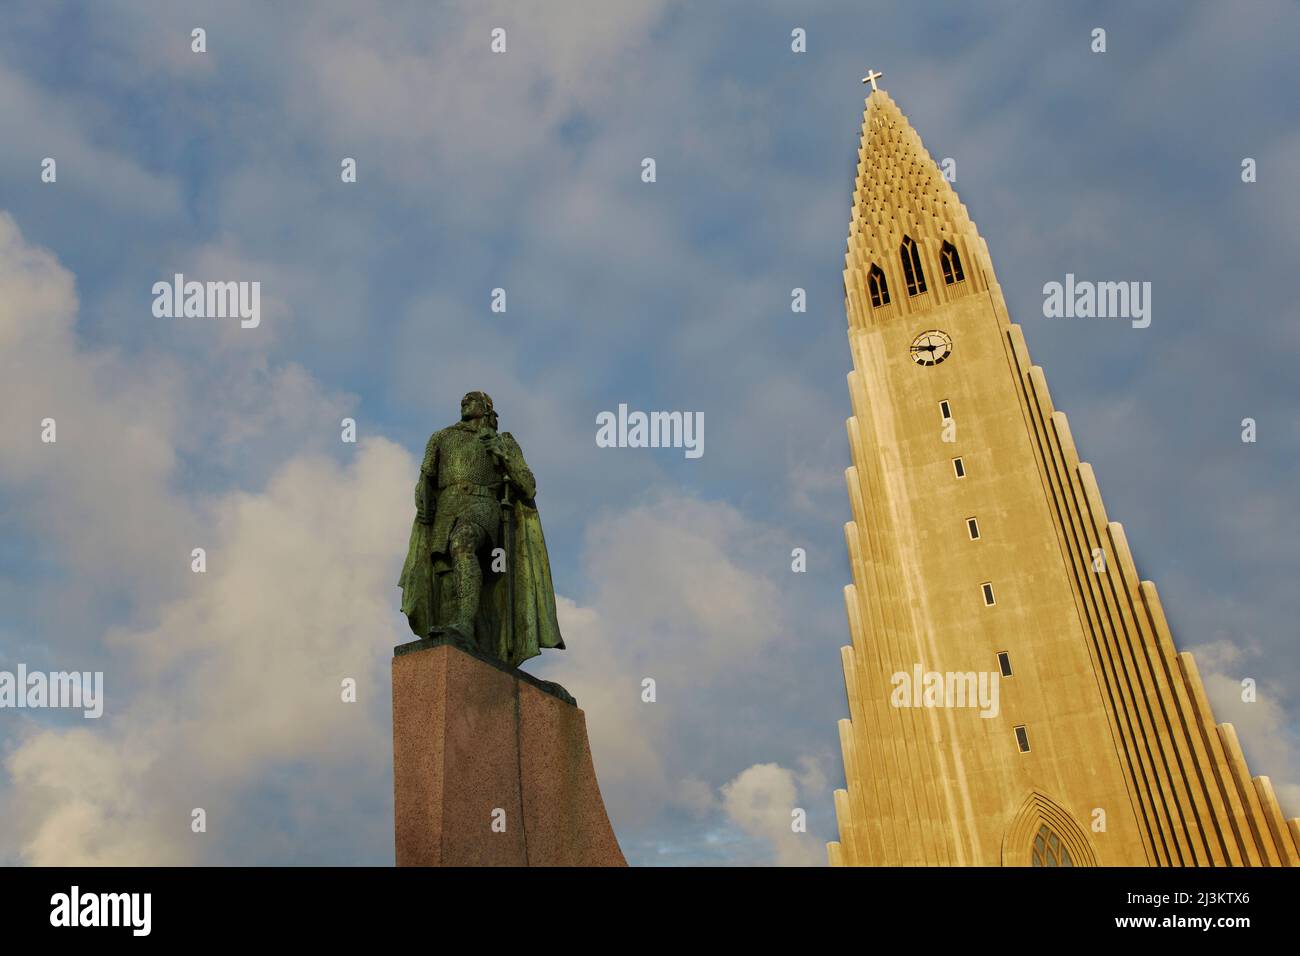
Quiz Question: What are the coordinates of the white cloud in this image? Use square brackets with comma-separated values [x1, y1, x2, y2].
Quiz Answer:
[721, 760, 826, 867]
[3, 435, 411, 864]
[286, 0, 673, 190]
[538, 492, 794, 842]
[0, 211, 410, 864]
[0, 212, 197, 603]
[0, 63, 182, 219]
[1189, 639, 1300, 819]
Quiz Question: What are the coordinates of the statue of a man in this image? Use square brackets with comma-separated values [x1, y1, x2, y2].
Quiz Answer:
[398, 391, 566, 668]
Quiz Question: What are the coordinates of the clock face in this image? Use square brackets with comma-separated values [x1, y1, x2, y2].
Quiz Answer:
[910, 329, 953, 367]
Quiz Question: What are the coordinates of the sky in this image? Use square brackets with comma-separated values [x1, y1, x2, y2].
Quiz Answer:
[0, 1, 1296, 866]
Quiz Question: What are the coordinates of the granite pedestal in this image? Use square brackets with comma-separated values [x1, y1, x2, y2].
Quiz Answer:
[392, 637, 626, 867]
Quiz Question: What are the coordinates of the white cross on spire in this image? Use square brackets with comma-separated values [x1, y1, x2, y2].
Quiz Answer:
[861, 69, 884, 92]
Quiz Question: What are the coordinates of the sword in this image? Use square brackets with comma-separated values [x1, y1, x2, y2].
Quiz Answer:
[500, 478, 515, 662]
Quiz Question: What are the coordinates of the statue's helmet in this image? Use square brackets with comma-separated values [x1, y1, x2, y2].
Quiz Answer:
[461, 390, 494, 411]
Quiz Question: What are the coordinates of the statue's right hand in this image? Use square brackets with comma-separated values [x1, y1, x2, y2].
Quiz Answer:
[416, 510, 434, 525]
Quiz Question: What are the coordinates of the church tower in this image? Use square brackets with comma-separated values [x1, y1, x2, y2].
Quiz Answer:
[827, 82, 1300, 867]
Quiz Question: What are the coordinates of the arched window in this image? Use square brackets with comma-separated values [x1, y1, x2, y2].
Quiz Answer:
[900, 236, 927, 296]
[940, 240, 965, 285]
[1002, 790, 1097, 867]
[867, 264, 890, 307]
[1031, 825, 1074, 867]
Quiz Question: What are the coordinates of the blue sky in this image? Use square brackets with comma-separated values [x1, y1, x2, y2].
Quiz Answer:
[0, 1, 1296, 865]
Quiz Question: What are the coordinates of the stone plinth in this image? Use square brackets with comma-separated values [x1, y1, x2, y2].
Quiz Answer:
[392, 637, 627, 867]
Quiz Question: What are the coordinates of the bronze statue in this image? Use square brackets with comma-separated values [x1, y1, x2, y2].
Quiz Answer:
[398, 391, 566, 668]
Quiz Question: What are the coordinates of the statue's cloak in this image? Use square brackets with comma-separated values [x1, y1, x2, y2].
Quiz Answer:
[398, 496, 565, 669]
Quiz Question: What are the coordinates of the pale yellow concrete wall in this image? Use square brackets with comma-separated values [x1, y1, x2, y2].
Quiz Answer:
[838, 289, 1147, 865]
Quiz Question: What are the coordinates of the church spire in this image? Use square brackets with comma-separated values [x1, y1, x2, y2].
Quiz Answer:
[845, 87, 993, 327]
